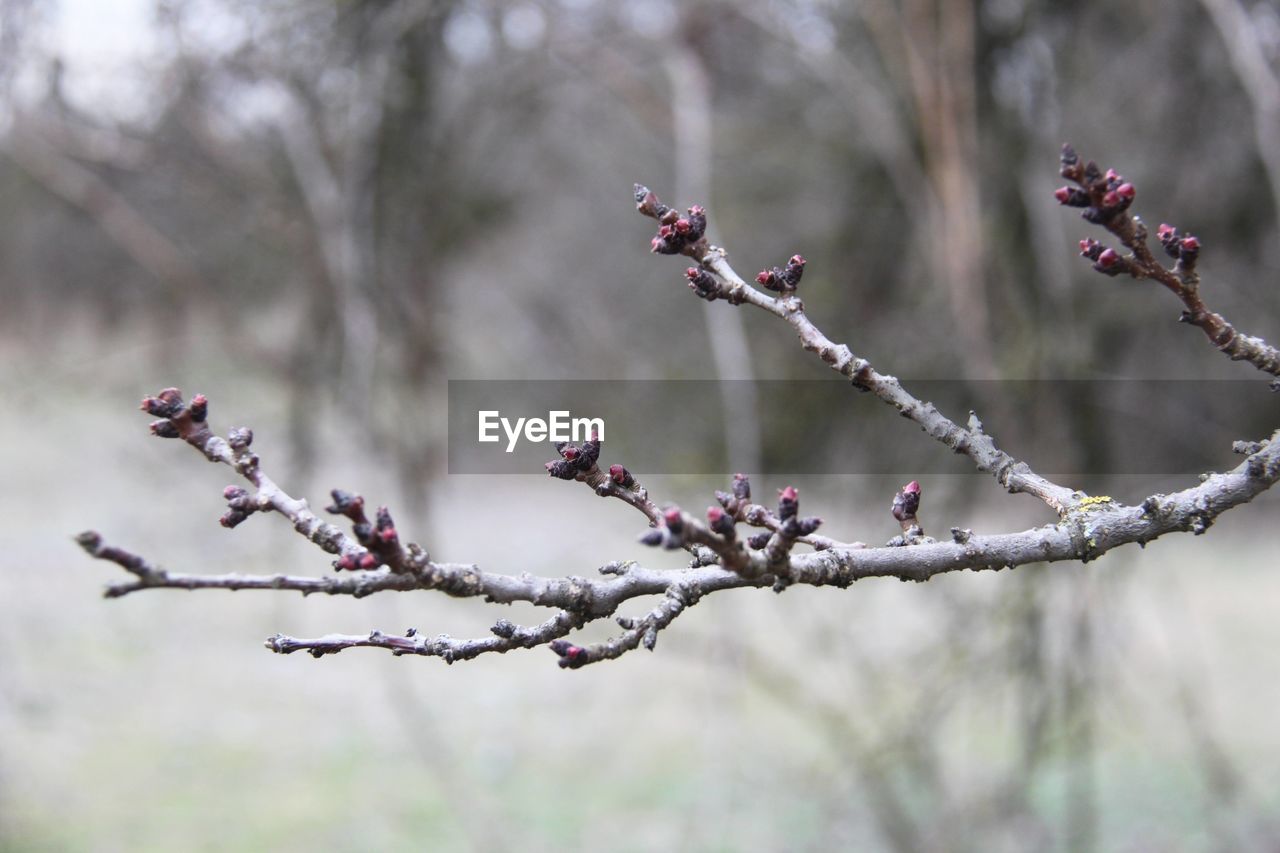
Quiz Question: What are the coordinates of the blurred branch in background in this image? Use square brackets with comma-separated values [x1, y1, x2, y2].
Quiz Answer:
[6, 1, 1280, 850]
[1200, 0, 1280, 227]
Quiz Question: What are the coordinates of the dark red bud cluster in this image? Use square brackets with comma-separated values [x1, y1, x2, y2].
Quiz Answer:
[334, 551, 377, 571]
[755, 254, 806, 293]
[713, 472, 753, 518]
[663, 507, 684, 534]
[324, 489, 398, 570]
[891, 480, 921, 524]
[1054, 186, 1090, 207]
[706, 505, 736, 539]
[1058, 144, 1136, 224]
[608, 463, 636, 489]
[1095, 248, 1122, 273]
[326, 489, 367, 522]
[634, 184, 670, 219]
[1079, 238, 1128, 276]
[639, 507, 688, 550]
[777, 485, 799, 520]
[1156, 223, 1200, 265]
[219, 485, 259, 529]
[685, 267, 720, 301]
[637, 184, 708, 255]
[140, 387, 184, 419]
[141, 387, 210, 439]
[188, 394, 208, 423]
[375, 506, 399, 547]
[746, 532, 771, 549]
[549, 639, 589, 669]
[1087, 171, 1133, 219]
[545, 432, 601, 480]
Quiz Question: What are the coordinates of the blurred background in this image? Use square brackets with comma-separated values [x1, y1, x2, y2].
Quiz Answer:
[2, 0, 1280, 850]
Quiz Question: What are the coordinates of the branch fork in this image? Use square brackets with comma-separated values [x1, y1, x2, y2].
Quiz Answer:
[76, 148, 1280, 668]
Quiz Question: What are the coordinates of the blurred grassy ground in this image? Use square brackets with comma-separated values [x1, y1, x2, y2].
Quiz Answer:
[2, 332, 1279, 852]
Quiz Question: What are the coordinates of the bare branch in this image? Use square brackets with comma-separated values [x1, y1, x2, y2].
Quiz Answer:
[77, 147, 1280, 668]
[641, 185, 1080, 515]
[1055, 143, 1280, 380]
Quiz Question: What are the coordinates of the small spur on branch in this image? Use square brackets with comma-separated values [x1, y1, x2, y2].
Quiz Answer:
[78, 147, 1280, 669]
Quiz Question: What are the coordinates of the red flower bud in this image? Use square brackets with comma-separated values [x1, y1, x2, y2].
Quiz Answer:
[189, 393, 208, 423]
[663, 508, 684, 533]
[550, 639, 589, 669]
[1097, 248, 1119, 269]
[777, 486, 799, 520]
[1116, 182, 1135, 200]
[608, 464, 635, 488]
[891, 480, 921, 524]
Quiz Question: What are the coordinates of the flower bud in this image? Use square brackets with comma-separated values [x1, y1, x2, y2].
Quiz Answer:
[326, 489, 366, 519]
[228, 427, 254, 450]
[638, 529, 665, 547]
[550, 639, 589, 669]
[707, 505, 736, 538]
[609, 464, 635, 488]
[1054, 186, 1090, 207]
[663, 507, 684, 534]
[1060, 143, 1079, 171]
[149, 419, 180, 439]
[891, 480, 921, 523]
[685, 205, 707, 240]
[545, 459, 577, 480]
[140, 387, 184, 419]
[685, 267, 718, 299]
[794, 517, 823, 536]
[777, 485, 799, 520]
[188, 394, 208, 423]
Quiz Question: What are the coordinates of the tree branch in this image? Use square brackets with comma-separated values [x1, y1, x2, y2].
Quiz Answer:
[77, 147, 1280, 668]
